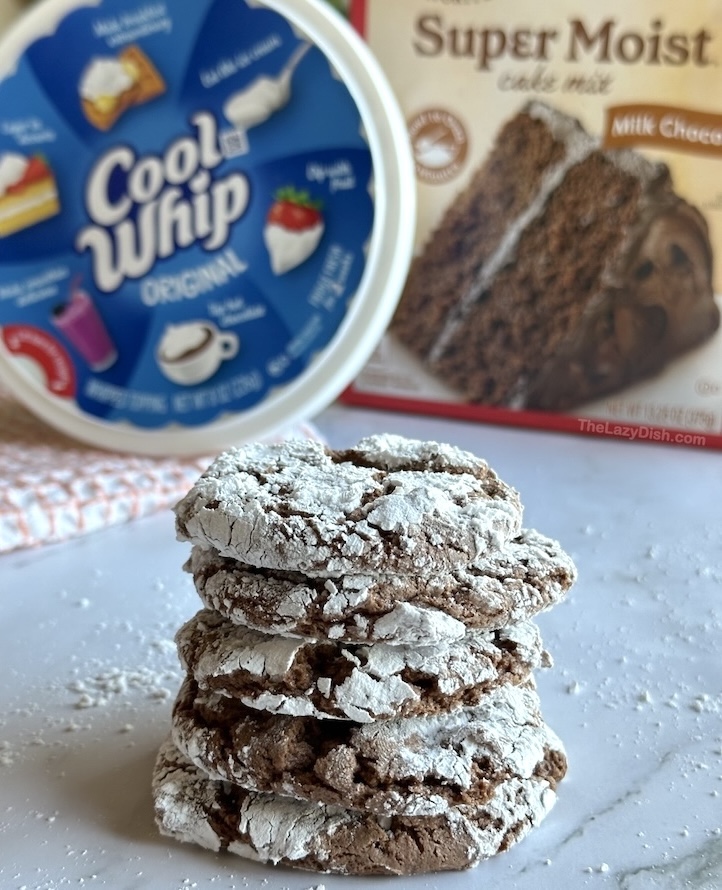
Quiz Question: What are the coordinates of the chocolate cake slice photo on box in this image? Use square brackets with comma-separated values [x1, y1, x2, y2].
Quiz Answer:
[389, 101, 719, 413]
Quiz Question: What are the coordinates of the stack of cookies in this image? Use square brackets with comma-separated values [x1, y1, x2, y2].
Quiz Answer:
[152, 434, 576, 876]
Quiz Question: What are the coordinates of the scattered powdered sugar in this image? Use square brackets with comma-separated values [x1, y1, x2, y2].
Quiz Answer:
[584, 862, 611, 874]
[68, 664, 175, 709]
[1, 739, 15, 766]
[2, 583, 186, 771]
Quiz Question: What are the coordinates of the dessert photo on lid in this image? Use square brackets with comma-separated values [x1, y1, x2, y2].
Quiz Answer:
[390, 100, 720, 412]
[78, 44, 165, 131]
[222, 41, 311, 134]
[0, 151, 60, 238]
[264, 185, 325, 275]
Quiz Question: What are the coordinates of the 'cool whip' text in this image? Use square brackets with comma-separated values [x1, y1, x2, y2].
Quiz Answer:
[76, 112, 248, 293]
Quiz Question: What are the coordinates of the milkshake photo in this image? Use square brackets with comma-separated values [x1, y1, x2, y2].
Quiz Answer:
[51, 277, 117, 371]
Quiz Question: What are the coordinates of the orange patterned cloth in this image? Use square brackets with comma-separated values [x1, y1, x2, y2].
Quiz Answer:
[0, 388, 319, 553]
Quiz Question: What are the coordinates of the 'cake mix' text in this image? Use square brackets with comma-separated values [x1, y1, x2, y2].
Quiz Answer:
[414, 16, 715, 71]
[76, 111, 249, 293]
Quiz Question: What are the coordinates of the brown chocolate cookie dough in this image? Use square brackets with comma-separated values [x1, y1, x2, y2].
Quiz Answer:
[174, 435, 523, 576]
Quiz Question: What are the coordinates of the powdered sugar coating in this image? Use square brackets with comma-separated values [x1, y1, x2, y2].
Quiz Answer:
[159, 432, 575, 875]
[152, 737, 559, 875]
[175, 609, 549, 722]
[171, 678, 566, 816]
[174, 435, 523, 576]
[185, 528, 576, 644]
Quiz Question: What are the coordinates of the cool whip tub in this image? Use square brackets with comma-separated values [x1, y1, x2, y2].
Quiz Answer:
[0, 0, 414, 454]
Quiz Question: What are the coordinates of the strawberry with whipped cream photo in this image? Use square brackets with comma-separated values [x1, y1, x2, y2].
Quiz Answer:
[263, 185, 325, 274]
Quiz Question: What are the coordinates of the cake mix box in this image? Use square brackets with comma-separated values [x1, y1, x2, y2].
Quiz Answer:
[344, 0, 722, 449]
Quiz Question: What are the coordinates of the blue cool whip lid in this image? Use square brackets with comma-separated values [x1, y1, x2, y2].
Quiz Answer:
[0, 0, 414, 454]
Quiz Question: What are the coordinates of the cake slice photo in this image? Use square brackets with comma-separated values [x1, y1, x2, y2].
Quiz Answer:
[79, 44, 165, 131]
[0, 151, 60, 238]
[391, 100, 719, 412]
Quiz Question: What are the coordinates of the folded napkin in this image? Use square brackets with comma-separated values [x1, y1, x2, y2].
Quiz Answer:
[0, 387, 319, 554]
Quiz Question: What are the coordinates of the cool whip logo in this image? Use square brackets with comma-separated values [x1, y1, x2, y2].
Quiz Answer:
[76, 112, 248, 293]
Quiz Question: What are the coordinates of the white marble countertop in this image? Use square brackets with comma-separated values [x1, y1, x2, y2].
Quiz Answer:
[1, 403, 721, 890]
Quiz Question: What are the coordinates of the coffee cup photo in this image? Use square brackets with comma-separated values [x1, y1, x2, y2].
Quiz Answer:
[156, 321, 239, 386]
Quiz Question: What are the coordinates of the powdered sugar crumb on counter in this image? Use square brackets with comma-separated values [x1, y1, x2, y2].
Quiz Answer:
[582, 862, 610, 875]
[68, 665, 176, 709]
[0, 569, 197, 888]
[1, 573, 191, 774]
[0, 739, 14, 766]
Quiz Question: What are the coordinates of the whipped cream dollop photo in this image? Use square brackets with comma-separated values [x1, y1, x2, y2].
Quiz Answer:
[0, 153, 28, 196]
[223, 76, 289, 130]
[79, 56, 135, 104]
[159, 322, 211, 363]
[264, 221, 324, 275]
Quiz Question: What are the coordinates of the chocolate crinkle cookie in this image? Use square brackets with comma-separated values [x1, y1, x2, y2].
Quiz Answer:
[169, 677, 565, 817]
[173, 435, 523, 575]
[174, 610, 549, 721]
[184, 526, 576, 645]
[154, 433, 577, 876]
[153, 735, 563, 876]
